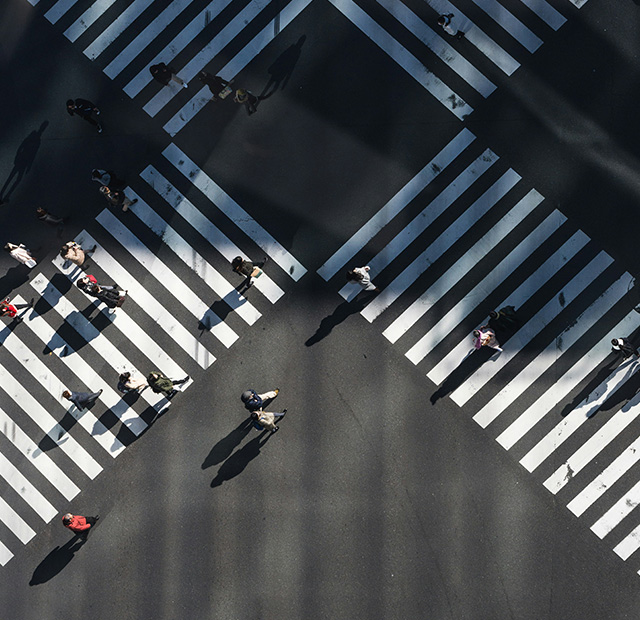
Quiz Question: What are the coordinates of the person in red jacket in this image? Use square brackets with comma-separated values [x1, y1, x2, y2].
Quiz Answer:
[0, 297, 33, 322]
[62, 513, 99, 539]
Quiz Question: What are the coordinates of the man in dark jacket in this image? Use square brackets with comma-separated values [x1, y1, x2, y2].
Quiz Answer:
[150, 62, 187, 88]
[62, 389, 103, 410]
[147, 371, 189, 398]
[66, 98, 102, 133]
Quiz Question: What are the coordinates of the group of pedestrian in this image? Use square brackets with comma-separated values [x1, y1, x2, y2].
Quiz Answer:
[77, 274, 127, 312]
[241, 387, 287, 433]
[117, 370, 189, 398]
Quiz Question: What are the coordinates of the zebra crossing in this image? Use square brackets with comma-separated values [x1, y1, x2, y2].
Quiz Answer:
[317, 127, 640, 575]
[0, 142, 304, 566]
[25, 0, 589, 133]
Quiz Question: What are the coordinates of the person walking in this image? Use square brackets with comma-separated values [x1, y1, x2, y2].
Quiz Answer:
[91, 168, 124, 189]
[62, 513, 99, 539]
[99, 185, 137, 212]
[66, 99, 102, 133]
[231, 256, 267, 289]
[147, 371, 189, 398]
[117, 371, 148, 394]
[473, 326, 503, 352]
[611, 338, 639, 360]
[0, 297, 33, 322]
[149, 62, 187, 88]
[488, 305, 518, 331]
[241, 388, 279, 412]
[198, 71, 231, 101]
[345, 265, 380, 293]
[77, 275, 127, 311]
[233, 88, 259, 115]
[4, 243, 37, 268]
[437, 14, 465, 39]
[36, 207, 66, 225]
[60, 241, 95, 267]
[251, 408, 287, 433]
[62, 389, 103, 410]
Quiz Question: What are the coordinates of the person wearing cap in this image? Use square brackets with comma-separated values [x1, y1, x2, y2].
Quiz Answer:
[233, 88, 259, 115]
[611, 338, 639, 360]
[241, 388, 279, 412]
[62, 513, 99, 538]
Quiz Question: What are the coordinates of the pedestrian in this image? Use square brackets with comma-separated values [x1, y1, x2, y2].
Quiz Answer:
[60, 241, 95, 267]
[437, 14, 465, 39]
[233, 88, 259, 115]
[231, 256, 267, 289]
[91, 168, 124, 189]
[62, 513, 99, 539]
[241, 388, 279, 412]
[149, 62, 187, 88]
[117, 371, 148, 394]
[147, 371, 189, 398]
[345, 265, 380, 293]
[66, 99, 102, 133]
[77, 275, 127, 311]
[488, 305, 518, 331]
[611, 338, 639, 360]
[62, 389, 103, 410]
[198, 71, 231, 101]
[99, 185, 137, 212]
[251, 408, 287, 433]
[0, 297, 33, 322]
[4, 242, 37, 268]
[473, 326, 503, 352]
[36, 207, 66, 225]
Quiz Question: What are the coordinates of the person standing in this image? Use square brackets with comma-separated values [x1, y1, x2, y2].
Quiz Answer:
[150, 62, 187, 88]
[251, 408, 287, 433]
[117, 371, 148, 394]
[99, 185, 137, 212]
[473, 326, 503, 352]
[62, 389, 103, 410]
[147, 371, 189, 398]
[4, 243, 37, 268]
[241, 388, 279, 412]
[66, 99, 102, 133]
[198, 71, 231, 101]
[437, 14, 465, 39]
[346, 265, 380, 293]
[233, 89, 259, 115]
[0, 297, 33, 322]
[611, 338, 639, 360]
[62, 513, 99, 539]
[36, 207, 66, 225]
[60, 241, 95, 267]
[231, 256, 267, 289]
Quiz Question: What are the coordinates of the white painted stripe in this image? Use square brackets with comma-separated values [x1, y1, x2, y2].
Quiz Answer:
[104, 0, 194, 78]
[84, 0, 156, 60]
[339, 149, 498, 301]
[164, 0, 314, 136]
[140, 167, 284, 304]
[364, 169, 522, 323]
[18, 295, 148, 436]
[327, 0, 471, 119]
[382, 179, 535, 338]
[79, 230, 216, 368]
[45, 0, 78, 24]
[405, 210, 564, 362]
[518, 0, 566, 30]
[130, 192, 260, 325]
[1, 318, 125, 458]
[471, 0, 542, 53]
[64, 0, 118, 42]
[0, 496, 35, 544]
[0, 407, 80, 501]
[522, 352, 640, 473]
[0, 355, 102, 480]
[27, 0, 39, 6]
[450, 251, 614, 406]
[124, 0, 235, 97]
[164, 143, 307, 281]
[143, 0, 273, 117]
[424, 0, 519, 75]
[96, 206, 238, 347]
[592, 480, 640, 540]
[498, 274, 636, 450]
[0, 450, 57, 522]
[318, 129, 475, 281]
[569, 0, 589, 8]
[31, 273, 168, 416]
[614, 525, 640, 561]
[0, 539, 12, 566]
[568, 435, 640, 517]
[428, 230, 589, 386]
[544, 320, 640, 495]
[378, 0, 495, 96]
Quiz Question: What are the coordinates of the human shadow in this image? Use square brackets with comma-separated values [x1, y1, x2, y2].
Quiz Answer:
[430, 346, 496, 405]
[210, 431, 271, 487]
[202, 418, 253, 470]
[305, 293, 373, 346]
[0, 121, 48, 202]
[259, 35, 306, 99]
[33, 272, 72, 319]
[29, 535, 86, 585]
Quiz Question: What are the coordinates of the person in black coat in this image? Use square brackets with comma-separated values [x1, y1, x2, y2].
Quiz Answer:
[149, 62, 187, 88]
[611, 338, 639, 360]
[198, 71, 230, 101]
[66, 99, 102, 133]
[62, 389, 103, 410]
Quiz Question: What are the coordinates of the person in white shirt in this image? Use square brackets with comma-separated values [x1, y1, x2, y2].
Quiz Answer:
[4, 242, 36, 268]
[346, 265, 380, 293]
[438, 13, 465, 39]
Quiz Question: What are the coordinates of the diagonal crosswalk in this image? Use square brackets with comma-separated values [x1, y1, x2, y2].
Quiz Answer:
[317, 127, 640, 575]
[0, 145, 305, 567]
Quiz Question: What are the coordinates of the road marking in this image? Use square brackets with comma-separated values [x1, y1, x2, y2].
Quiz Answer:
[64, 0, 117, 42]
[45, 0, 79, 24]
[519, 0, 566, 30]
[471, 0, 542, 53]
[0, 496, 35, 545]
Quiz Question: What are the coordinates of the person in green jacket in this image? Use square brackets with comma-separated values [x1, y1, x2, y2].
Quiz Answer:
[147, 371, 189, 398]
